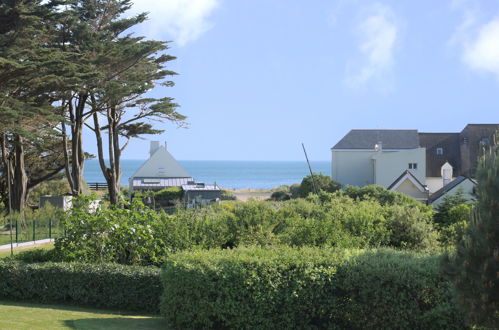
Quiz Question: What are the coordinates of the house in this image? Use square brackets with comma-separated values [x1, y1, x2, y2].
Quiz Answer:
[331, 129, 428, 201]
[129, 141, 193, 192]
[419, 124, 498, 192]
[331, 124, 497, 203]
[428, 176, 477, 207]
[182, 182, 221, 208]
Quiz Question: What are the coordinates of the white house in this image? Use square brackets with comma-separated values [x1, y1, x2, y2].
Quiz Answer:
[331, 125, 494, 204]
[129, 141, 193, 192]
[331, 130, 428, 200]
[428, 176, 477, 207]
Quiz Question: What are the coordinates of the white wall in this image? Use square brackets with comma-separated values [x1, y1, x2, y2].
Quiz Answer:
[431, 180, 476, 207]
[332, 150, 375, 187]
[373, 148, 426, 188]
[426, 177, 459, 194]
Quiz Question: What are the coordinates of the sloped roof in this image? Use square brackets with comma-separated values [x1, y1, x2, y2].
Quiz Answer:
[428, 176, 477, 204]
[332, 129, 420, 149]
[130, 146, 190, 179]
[388, 170, 427, 192]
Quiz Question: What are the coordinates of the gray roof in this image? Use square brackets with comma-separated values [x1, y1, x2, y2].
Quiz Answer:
[332, 129, 420, 149]
[130, 146, 190, 179]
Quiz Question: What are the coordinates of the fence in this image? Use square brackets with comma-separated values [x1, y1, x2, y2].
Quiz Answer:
[0, 212, 65, 246]
[88, 182, 108, 191]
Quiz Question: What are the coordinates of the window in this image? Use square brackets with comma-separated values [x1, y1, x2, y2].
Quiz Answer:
[480, 138, 490, 146]
[436, 147, 443, 155]
[408, 163, 418, 170]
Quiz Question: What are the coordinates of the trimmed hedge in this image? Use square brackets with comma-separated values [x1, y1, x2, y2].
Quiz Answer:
[161, 247, 467, 329]
[0, 260, 161, 313]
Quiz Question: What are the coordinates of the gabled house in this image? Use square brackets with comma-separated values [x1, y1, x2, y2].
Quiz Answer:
[428, 176, 477, 207]
[129, 141, 193, 192]
[331, 129, 427, 201]
[331, 124, 497, 204]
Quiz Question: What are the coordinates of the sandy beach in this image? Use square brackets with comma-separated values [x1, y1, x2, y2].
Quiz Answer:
[226, 189, 272, 202]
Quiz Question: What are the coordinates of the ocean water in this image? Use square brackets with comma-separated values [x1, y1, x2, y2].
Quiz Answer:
[83, 159, 331, 190]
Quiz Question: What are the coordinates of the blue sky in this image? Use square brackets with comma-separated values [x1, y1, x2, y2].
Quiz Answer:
[83, 0, 499, 161]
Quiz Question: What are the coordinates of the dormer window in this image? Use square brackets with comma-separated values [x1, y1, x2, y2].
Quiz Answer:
[436, 147, 443, 155]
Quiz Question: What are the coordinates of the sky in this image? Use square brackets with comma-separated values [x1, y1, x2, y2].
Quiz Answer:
[83, 0, 499, 161]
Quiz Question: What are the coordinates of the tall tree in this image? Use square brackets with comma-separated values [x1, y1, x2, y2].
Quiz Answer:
[89, 39, 185, 204]
[0, 0, 66, 212]
[443, 131, 499, 328]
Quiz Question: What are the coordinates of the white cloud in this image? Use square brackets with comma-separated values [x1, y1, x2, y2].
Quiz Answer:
[130, 0, 220, 46]
[462, 17, 499, 79]
[346, 3, 398, 87]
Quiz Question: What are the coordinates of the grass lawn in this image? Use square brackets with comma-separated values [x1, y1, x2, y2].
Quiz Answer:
[0, 301, 166, 329]
[0, 242, 54, 258]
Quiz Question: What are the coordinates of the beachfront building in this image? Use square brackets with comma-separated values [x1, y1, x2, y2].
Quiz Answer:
[129, 141, 193, 192]
[331, 124, 497, 204]
[182, 182, 222, 208]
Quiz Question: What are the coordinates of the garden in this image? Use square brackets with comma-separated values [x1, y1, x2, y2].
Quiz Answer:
[1, 145, 497, 329]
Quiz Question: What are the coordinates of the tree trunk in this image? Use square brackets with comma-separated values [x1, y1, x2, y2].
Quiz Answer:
[64, 94, 88, 196]
[10, 134, 28, 212]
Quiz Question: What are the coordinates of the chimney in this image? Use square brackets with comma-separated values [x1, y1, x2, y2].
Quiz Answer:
[164, 141, 167, 150]
[150, 141, 160, 158]
[441, 162, 453, 187]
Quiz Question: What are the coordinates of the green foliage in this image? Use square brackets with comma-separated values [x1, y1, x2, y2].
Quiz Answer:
[55, 197, 168, 265]
[443, 134, 499, 328]
[298, 173, 340, 197]
[220, 189, 237, 200]
[335, 249, 466, 329]
[55, 194, 441, 265]
[434, 190, 470, 227]
[387, 205, 439, 251]
[341, 184, 425, 208]
[438, 204, 472, 247]
[0, 260, 161, 313]
[161, 247, 466, 329]
[269, 190, 291, 201]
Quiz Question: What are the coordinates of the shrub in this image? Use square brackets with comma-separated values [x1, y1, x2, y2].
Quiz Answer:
[298, 173, 340, 197]
[341, 184, 426, 209]
[161, 246, 360, 329]
[0, 260, 161, 313]
[335, 249, 466, 329]
[386, 205, 439, 251]
[434, 190, 470, 227]
[161, 246, 466, 329]
[269, 190, 291, 201]
[220, 189, 237, 200]
[55, 198, 169, 265]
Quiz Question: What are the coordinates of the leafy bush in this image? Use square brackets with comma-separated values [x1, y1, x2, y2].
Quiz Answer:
[386, 205, 439, 251]
[55, 193, 440, 265]
[161, 246, 466, 329]
[335, 249, 466, 329]
[28, 179, 71, 206]
[220, 189, 237, 200]
[434, 190, 470, 227]
[341, 184, 426, 208]
[55, 198, 169, 265]
[269, 190, 291, 201]
[0, 260, 161, 313]
[298, 173, 340, 197]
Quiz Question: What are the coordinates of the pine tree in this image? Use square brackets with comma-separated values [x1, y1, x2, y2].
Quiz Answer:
[443, 130, 499, 328]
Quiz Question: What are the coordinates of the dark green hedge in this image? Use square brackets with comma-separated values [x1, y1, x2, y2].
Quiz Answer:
[0, 260, 161, 313]
[161, 247, 467, 329]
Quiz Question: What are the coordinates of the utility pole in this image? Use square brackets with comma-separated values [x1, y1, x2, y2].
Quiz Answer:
[302, 143, 318, 195]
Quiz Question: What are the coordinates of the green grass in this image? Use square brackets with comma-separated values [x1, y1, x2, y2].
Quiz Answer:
[0, 301, 166, 329]
[0, 242, 54, 258]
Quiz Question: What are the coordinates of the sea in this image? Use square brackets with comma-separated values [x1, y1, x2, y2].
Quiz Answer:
[83, 159, 331, 190]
